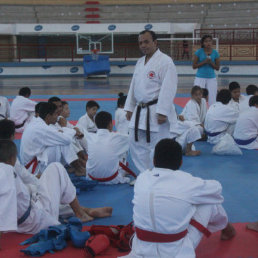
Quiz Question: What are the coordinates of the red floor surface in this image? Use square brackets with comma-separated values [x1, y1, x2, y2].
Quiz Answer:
[1, 223, 258, 258]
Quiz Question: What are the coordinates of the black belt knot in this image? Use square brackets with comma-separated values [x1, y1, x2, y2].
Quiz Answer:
[134, 99, 158, 143]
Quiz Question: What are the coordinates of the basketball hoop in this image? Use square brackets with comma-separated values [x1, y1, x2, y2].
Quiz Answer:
[91, 49, 99, 60]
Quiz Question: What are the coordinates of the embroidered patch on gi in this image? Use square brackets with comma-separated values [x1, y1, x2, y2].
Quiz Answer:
[148, 71, 156, 79]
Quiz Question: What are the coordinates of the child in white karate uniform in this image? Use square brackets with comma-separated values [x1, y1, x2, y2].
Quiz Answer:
[77, 100, 99, 134]
[179, 86, 207, 136]
[115, 93, 129, 135]
[228, 81, 246, 114]
[0, 95, 10, 120]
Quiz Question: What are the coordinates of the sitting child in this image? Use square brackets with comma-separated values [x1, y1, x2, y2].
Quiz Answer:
[0, 95, 10, 120]
[233, 95, 258, 150]
[239, 84, 258, 113]
[86, 111, 131, 184]
[77, 100, 99, 133]
[205, 89, 238, 144]
[228, 81, 246, 114]
[170, 104, 201, 156]
[179, 86, 207, 136]
[115, 92, 129, 135]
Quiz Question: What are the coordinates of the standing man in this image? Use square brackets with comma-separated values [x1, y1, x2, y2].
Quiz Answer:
[124, 30, 178, 173]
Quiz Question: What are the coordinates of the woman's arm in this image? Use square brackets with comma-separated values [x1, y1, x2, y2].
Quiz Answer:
[208, 57, 220, 71]
[192, 54, 209, 69]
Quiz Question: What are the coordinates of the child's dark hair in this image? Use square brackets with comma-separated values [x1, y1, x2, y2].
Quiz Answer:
[48, 96, 61, 103]
[19, 87, 31, 97]
[201, 34, 212, 48]
[61, 101, 68, 106]
[95, 111, 112, 129]
[0, 139, 17, 163]
[117, 92, 127, 108]
[86, 100, 100, 111]
[191, 86, 202, 96]
[0, 119, 15, 139]
[249, 95, 258, 107]
[246, 85, 258, 95]
[139, 30, 157, 41]
[35, 102, 44, 114]
[39, 102, 57, 120]
[229, 81, 240, 92]
[154, 139, 182, 171]
[216, 89, 232, 104]
[202, 88, 209, 98]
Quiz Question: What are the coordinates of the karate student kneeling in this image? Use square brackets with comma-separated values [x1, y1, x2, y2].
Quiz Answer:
[122, 139, 235, 258]
[20, 102, 85, 177]
[0, 139, 112, 239]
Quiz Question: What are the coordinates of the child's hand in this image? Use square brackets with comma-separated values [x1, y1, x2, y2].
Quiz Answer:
[157, 114, 167, 124]
[178, 115, 185, 121]
[58, 117, 67, 127]
[74, 127, 84, 139]
[126, 111, 133, 121]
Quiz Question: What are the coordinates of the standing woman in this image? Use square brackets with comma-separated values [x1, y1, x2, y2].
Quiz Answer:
[193, 35, 220, 106]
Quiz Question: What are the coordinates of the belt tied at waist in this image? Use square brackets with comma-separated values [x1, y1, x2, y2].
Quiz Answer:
[135, 99, 158, 143]
[88, 171, 119, 182]
[18, 199, 32, 225]
[15, 119, 26, 129]
[234, 137, 257, 145]
[135, 219, 211, 243]
[205, 130, 223, 137]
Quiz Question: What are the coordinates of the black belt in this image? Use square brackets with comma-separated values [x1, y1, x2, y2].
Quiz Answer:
[18, 201, 31, 225]
[135, 99, 158, 143]
[15, 119, 26, 129]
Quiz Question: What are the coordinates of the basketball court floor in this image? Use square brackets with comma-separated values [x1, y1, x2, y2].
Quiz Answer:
[1, 75, 258, 257]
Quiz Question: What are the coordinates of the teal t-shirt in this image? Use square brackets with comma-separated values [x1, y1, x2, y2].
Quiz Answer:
[195, 48, 219, 78]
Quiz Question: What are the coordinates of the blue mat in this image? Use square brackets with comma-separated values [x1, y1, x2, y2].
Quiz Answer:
[12, 94, 258, 225]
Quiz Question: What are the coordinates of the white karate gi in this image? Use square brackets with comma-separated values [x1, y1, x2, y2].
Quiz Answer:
[170, 105, 201, 152]
[228, 95, 246, 114]
[124, 49, 178, 173]
[180, 98, 207, 135]
[204, 102, 239, 144]
[76, 113, 97, 133]
[10, 95, 37, 132]
[0, 163, 17, 232]
[20, 117, 78, 176]
[239, 95, 253, 113]
[0, 96, 10, 120]
[14, 162, 76, 234]
[123, 167, 228, 258]
[115, 108, 129, 135]
[233, 106, 258, 149]
[86, 129, 130, 184]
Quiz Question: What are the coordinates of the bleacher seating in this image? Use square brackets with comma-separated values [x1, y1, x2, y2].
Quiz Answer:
[0, 1, 257, 28]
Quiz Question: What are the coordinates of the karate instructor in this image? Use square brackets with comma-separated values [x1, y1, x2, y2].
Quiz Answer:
[124, 30, 178, 174]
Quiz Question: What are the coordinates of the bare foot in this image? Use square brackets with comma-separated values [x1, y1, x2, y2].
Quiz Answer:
[246, 222, 258, 232]
[82, 207, 113, 218]
[74, 166, 86, 177]
[185, 150, 201, 156]
[78, 158, 86, 168]
[75, 209, 94, 223]
[220, 223, 236, 240]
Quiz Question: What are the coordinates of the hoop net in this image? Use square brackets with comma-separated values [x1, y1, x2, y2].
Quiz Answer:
[91, 49, 100, 60]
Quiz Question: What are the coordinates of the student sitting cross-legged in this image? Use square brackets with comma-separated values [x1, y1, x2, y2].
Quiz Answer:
[233, 95, 258, 150]
[86, 111, 134, 184]
[121, 139, 235, 258]
[205, 89, 239, 145]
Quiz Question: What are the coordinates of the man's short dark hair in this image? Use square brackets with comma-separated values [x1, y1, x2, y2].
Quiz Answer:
[0, 119, 15, 139]
[39, 102, 57, 120]
[154, 139, 182, 171]
[191, 86, 202, 95]
[35, 102, 44, 114]
[249, 95, 258, 107]
[216, 89, 232, 104]
[0, 139, 17, 163]
[19, 87, 31, 97]
[95, 111, 112, 129]
[139, 30, 157, 41]
[86, 100, 100, 110]
[202, 88, 209, 98]
[48, 96, 62, 103]
[229, 81, 240, 92]
[246, 85, 258, 95]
